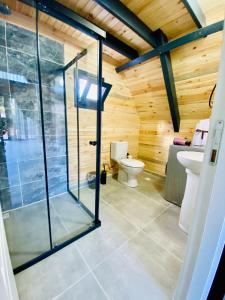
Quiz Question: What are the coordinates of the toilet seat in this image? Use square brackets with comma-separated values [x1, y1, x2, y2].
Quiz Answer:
[120, 158, 144, 168]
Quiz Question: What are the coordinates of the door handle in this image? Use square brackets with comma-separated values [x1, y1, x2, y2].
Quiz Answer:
[89, 141, 97, 146]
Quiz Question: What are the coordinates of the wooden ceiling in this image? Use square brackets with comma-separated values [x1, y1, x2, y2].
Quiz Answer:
[57, 0, 199, 54]
[3, 0, 225, 65]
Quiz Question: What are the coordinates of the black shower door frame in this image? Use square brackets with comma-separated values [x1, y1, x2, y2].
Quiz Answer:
[62, 48, 102, 223]
[14, 1, 105, 274]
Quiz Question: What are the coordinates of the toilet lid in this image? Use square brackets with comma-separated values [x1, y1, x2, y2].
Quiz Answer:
[120, 158, 144, 168]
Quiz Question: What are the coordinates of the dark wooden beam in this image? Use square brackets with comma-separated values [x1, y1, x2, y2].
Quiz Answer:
[155, 30, 180, 132]
[20, 0, 139, 60]
[116, 20, 224, 73]
[95, 0, 157, 47]
[182, 0, 206, 28]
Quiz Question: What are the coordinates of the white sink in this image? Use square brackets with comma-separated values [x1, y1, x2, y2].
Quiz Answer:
[177, 151, 204, 174]
[177, 151, 204, 234]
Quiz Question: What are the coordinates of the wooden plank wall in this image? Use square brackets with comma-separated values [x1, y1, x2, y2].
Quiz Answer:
[2, 5, 224, 179]
[65, 43, 140, 185]
[122, 31, 223, 176]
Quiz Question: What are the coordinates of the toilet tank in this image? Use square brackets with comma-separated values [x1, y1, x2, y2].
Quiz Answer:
[111, 141, 128, 161]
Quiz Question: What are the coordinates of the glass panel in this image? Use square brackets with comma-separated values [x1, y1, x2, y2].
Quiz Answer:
[76, 44, 98, 215]
[38, 26, 67, 246]
[0, 0, 101, 270]
[79, 78, 88, 97]
[0, 1, 51, 269]
[87, 83, 98, 101]
[39, 12, 96, 246]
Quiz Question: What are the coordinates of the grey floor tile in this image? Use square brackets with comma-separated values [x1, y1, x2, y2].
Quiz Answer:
[94, 232, 181, 300]
[136, 172, 169, 207]
[79, 187, 96, 214]
[51, 193, 93, 235]
[15, 242, 89, 300]
[93, 245, 169, 300]
[143, 205, 187, 260]
[54, 273, 108, 300]
[100, 201, 138, 235]
[4, 201, 54, 269]
[76, 201, 138, 269]
[100, 177, 124, 197]
[139, 171, 165, 190]
[4, 193, 93, 269]
[118, 232, 182, 298]
[136, 185, 170, 207]
[13, 171, 185, 300]
[104, 188, 166, 228]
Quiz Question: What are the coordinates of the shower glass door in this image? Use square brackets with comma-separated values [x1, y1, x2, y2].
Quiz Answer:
[0, 0, 102, 272]
[63, 42, 99, 233]
[38, 9, 101, 247]
[0, 1, 51, 269]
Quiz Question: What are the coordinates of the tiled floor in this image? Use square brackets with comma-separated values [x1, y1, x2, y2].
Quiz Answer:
[15, 172, 187, 300]
[4, 192, 93, 269]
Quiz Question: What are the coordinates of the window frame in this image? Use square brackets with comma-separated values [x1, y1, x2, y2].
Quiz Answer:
[74, 69, 112, 110]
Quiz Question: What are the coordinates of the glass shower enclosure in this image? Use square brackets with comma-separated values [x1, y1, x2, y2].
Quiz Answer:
[0, 0, 104, 273]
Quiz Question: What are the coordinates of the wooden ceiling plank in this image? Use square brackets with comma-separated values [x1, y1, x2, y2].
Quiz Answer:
[116, 20, 224, 73]
[94, 0, 157, 47]
[19, 0, 139, 60]
[182, 0, 206, 28]
[21, 0, 106, 38]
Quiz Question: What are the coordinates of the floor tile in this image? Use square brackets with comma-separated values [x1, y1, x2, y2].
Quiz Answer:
[118, 232, 182, 298]
[79, 187, 96, 214]
[4, 192, 93, 269]
[13, 171, 185, 300]
[15, 242, 89, 300]
[4, 201, 53, 269]
[100, 176, 124, 197]
[94, 232, 181, 300]
[143, 205, 187, 260]
[104, 187, 166, 228]
[136, 173, 169, 207]
[54, 273, 108, 300]
[94, 245, 169, 300]
[51, 193, 93, 236]
[76, 201, 137, 269]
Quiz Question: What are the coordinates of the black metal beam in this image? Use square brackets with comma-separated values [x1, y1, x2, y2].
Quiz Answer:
[63, 49, 87, 71]
[182, 0, 206, 28]
[95, 0, 157, 48]
[116, 20, 224, 73]
[104, 33, 139, 60]
[21, 0, 106, 39]
[156, 30, 180, 132]
[20, 0, 138, 60]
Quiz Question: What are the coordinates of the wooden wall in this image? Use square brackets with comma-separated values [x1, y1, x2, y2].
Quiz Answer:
[2, 5, 224, 179]
[122, 31, 223, 176]
[1, 11, 140, 185]
[64, 43, 140, 184]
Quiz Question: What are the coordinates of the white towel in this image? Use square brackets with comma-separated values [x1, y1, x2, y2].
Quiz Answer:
[192, 119, 210, 147]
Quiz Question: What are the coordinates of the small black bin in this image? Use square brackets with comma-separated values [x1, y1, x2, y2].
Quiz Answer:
[87, 171, 96, 189]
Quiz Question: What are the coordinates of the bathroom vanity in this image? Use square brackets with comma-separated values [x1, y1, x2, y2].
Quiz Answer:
[164, 145, 204, 206]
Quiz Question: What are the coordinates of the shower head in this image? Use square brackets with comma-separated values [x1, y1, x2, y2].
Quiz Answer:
[0, 2, 11, 15]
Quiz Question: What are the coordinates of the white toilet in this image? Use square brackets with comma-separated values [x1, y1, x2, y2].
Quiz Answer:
[111, 141, 144, 188]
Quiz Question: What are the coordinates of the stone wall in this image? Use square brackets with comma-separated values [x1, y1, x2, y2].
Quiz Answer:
[0, 21, 66, 211]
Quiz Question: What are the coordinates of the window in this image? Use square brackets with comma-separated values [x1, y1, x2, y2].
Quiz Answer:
[75, 69, 112, 110]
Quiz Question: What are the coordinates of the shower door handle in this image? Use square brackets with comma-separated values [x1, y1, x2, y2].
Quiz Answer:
[89, 141, 97, 146]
